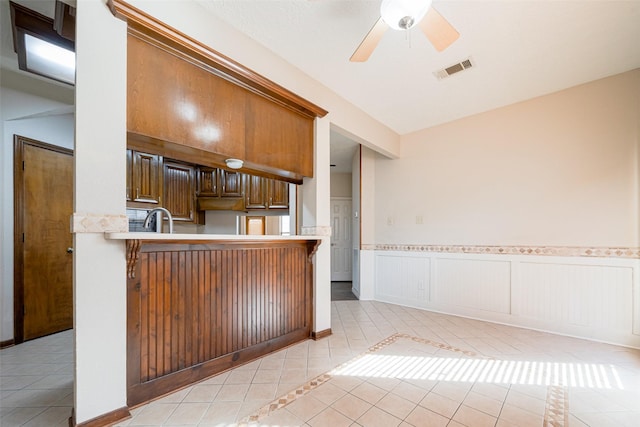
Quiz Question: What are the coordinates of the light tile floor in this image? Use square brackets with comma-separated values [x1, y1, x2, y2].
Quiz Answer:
[0, 328, 73, 427]
[2, 301, 640, 426]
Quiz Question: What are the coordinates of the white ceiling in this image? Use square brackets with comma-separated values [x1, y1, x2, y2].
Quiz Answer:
[3, 1, 639, 173]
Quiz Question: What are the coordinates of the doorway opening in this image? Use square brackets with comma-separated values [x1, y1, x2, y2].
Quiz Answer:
[329, 127, 362, 300]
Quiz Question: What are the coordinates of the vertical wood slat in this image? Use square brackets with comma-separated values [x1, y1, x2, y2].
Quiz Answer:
[163, 252, 171, 377]
[214, 250, 222, 358]
[129, 240, 318, 406]
[140, 254, 149, 382]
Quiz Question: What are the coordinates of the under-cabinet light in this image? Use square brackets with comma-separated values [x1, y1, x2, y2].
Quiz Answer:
[225, 159, 244, 170]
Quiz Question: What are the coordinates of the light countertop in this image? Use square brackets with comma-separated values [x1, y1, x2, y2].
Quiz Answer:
[105, 232, 325, 241]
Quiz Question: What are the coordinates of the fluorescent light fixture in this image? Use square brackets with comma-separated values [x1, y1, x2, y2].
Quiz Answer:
[24, 34, 75, 85]
[10, 1, 76, 86]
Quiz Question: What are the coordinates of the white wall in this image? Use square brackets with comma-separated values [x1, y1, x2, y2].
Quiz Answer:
[203, 211, 239, 234]
[73, 0, 127, 422]
[0, 85, 74, 342]
[378, 70, 640, 247]
[330, 173, 352, 198]
[359, 146, 377, 301]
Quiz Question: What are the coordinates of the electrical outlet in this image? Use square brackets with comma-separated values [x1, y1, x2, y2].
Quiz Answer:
[416, 215, 423, 224]
[386, 216, 394, 226]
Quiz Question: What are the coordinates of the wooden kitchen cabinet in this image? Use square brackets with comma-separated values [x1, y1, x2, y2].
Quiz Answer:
[245, 93, 314, 178]
[128, 32, 246, 161]
[244, 175, 290, 210]
[126, 22, 326, 183]
[268, 179, 289, 209]
[163, 161, 199, 222]
[195, 167, 217, 197]
[127, 149, 162, 207]
[220, 170, 243, 198]
[126, 149, 132, 202]
[197, 167, 243, 198]
[244, 175, 267, 209]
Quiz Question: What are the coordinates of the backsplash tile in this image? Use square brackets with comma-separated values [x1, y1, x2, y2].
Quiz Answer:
[126, 208, 156, 232]
[71, 213, 128, 233]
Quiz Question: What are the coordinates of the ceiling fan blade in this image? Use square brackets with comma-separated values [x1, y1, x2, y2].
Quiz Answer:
[419, 7, 460, 52]
[350, 17, 389, 62]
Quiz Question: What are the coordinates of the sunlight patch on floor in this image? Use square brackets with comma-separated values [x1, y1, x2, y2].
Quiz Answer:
[330, 354, 625, 390]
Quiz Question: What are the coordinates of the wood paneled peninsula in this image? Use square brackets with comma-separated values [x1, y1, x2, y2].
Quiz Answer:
[105, 233, 321, 406]
[106, 0, 329, 408]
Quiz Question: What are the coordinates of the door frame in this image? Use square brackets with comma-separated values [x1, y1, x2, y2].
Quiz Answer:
[13, 135, 74, 344]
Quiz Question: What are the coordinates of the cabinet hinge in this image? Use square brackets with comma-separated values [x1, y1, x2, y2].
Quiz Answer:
[22, 233, 25, 243]
[22, 161, 25, 170]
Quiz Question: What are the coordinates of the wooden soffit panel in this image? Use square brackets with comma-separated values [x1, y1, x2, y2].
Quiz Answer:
[107, 0, 328, 120]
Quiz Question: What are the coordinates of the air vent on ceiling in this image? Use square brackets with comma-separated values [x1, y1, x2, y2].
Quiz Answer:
[434, 58, 474, 80]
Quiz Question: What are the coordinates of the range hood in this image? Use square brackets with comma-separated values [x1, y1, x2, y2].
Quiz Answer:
[196, 197, 245, 212]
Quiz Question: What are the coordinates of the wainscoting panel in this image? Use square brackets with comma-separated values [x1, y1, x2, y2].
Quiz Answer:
[516, 263, 633, 330]
[434, 258, 511, 314]
[373, 250, 640, 348]
[375, 254, 430, 308]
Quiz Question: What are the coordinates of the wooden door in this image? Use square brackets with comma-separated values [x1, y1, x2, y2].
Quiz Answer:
[330, 199, 353, 282]
[14, 136, 73, 342]
[246, 216, 266, 235]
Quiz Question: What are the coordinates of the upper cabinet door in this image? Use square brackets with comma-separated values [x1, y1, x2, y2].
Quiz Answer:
[244, 175, 267, 209]
[131, 151, 162, 205]
[163, 161, 195, 222]
[126, 149, 132, 201]
[219, 170, 243, 198]
[268, 180, 289, 210]
[196, 167, 218, 197]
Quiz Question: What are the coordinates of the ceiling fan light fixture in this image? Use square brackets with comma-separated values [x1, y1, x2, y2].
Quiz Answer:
[380, 0, 432, 31]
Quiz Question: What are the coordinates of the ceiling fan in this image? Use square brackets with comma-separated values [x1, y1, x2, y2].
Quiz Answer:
[350, 0, 459, 62]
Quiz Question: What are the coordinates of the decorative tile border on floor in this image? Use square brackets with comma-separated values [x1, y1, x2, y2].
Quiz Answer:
[544, 385, 569, 427]
[241, 333, 490, 423]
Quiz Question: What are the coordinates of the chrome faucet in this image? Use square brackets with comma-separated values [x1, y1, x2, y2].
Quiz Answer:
[143, 207, 174, 234]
